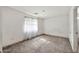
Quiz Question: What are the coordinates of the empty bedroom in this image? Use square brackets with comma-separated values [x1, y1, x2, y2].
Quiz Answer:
[0, 6, 77, 53]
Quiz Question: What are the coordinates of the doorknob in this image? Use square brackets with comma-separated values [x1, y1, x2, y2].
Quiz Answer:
[76, 32, 78, 34]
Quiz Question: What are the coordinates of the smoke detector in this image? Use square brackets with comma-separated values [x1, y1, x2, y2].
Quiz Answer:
[34, 12, 39, 15]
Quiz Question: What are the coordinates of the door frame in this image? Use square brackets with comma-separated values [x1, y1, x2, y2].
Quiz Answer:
[69, 6, 78, 52]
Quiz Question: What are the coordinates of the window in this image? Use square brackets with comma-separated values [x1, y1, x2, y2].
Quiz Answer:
[24, 17, 38, 34]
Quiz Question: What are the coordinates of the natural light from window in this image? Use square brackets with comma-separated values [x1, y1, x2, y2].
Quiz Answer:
[24, 17, 38, 34]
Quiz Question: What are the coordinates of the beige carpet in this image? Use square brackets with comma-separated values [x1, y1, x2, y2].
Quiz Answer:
[3, 35, 72, 53]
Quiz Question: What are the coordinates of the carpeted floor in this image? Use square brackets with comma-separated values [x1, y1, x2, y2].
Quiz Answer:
[3, 35, 72, 53]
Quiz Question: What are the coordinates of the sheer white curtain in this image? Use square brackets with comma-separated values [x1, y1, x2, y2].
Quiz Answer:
[24, 17, 38, 39]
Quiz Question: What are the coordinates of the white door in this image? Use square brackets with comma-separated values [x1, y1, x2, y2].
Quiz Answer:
[0, 7, 2, 52]
[73, 7, 78, 52]
[69, 7, 78, 52]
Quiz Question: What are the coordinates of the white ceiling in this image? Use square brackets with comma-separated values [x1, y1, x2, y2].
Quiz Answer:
[10, 6, 71, 18]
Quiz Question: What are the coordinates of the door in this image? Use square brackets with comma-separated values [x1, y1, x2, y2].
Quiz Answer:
[69, 6, 78, 52]
[0, 7, 2, 52]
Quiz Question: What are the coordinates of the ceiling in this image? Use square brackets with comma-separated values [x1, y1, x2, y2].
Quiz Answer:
[10, 6, 71, 18]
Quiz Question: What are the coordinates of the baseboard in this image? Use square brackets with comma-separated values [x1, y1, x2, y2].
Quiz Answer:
[43, 33, 68, 39]
[29, 34, 45, 39]
[3, 39, 26, 50]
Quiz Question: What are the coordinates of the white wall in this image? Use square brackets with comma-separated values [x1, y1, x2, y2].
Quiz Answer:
[37, 18, 44, 35]
[2, 7, 26, 47]
[1, 7, 44, 47]
[44, 15, 69, 38]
